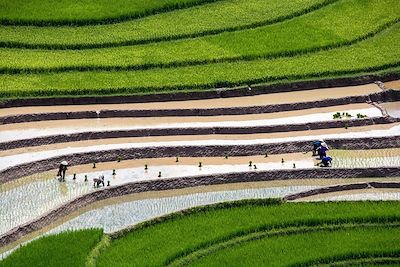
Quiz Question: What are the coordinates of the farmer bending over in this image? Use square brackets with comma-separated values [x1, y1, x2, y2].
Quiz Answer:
[320, 156, 332, 167]
[57, 161, 68, 182]
[317, 142, 329, 159]
[312, 140, 323, 156]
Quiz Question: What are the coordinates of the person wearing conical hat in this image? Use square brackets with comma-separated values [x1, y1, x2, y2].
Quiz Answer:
[312, 139, 323, 156]
[57, 161, 68, 182]
[317, 144, 329, 159]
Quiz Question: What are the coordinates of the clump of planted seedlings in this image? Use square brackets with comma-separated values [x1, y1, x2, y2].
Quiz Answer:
[253, 164, 257, 170]
[144, 164, 148, 170]
[249, 161, 253, 167]
[112, 169, 116, 175]
[117, 156, 122, 162]
[73, 173, 76, 180]
[84, 175, 88, 182]
[357, 113, 368, 118]
[293, 163, 296, 168]
[175, 156, 179, 163]
[281, 158, 285, 164]
[158, 171, 162, 178]
[92, 162, 96, 168]
[333, 112, 352, 119]
[224, 154, 229, 159]
[198, 162, 202, 168]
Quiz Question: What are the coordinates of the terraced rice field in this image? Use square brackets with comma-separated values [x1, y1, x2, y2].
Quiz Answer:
[1, 0, 400, 265]
[0, 0, 399, 98]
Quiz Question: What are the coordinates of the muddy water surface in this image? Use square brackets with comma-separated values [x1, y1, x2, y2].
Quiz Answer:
[381, 101, 400, 118]
[1, 123, 398, 158]
[299, 188, 400, 201]
[0, 105, 380, 143]
[0, 84, 380, 117]
[385, 80, 400, 90]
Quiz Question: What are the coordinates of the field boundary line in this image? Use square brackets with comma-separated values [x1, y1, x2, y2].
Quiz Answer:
[85, 234, 110, 267]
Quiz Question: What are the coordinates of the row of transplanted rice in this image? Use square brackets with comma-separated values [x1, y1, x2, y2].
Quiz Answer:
[1, 22, 399, 98]
[1, 0, 399, 72]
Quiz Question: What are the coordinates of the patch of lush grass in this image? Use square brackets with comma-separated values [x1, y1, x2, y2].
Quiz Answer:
[1, 23, 399, 98]
[0, 0, 326, 48]
[96, 200, 400, 267]
[0, 229, 103, 267]
[1, 0, 398, 72]
[0, 0, 220, 26]
[190, 227, 400, 267]
[297, 253, 400, 267]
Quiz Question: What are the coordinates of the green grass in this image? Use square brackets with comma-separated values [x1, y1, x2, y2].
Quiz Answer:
[95, 200, 400, 267]
[0, 0, 221, 26]
[1, 0, 398, 72]
[2, 201, 400, 267]
[1, 22, 399, 98]
[0, 229, 103, 267]
[190, 227, 400, 267]
[0, 0, 326, 48]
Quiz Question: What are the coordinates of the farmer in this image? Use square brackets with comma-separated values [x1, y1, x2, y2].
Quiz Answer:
[320, 156, 332, 167]
[312, 140, 323, 156]
[317, 142, 329, 159]
[57, 161, 68, 182]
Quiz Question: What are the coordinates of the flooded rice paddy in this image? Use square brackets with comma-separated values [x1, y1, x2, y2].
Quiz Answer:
[302, 189, 400, 201]
[0, 83, 381, 117]
[381, 101, 400, 118]
[0, 106, 380, 143]
[1, 148, 399, 236]
[2, 124, 400, 171]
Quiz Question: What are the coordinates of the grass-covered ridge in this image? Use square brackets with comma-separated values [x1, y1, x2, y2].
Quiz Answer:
[0, 0, 223, 26]
[0, 0, 328, 49]
[0, 229, 103, 267]
[1, 0, 398, 73]
[1, 22, 399, 98]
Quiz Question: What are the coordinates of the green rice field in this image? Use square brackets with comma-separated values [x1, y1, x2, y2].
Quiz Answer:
[0, 0, 399, 99]
[2, 200, 400, 267]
